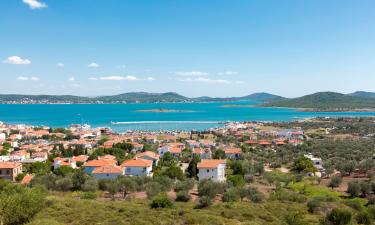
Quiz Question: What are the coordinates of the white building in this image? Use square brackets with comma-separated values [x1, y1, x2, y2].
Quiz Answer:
[121, 158, 153, 177]
[92, 165, 124, 179]
[304, 153, 324, 170]
[197, 159, 226, 182]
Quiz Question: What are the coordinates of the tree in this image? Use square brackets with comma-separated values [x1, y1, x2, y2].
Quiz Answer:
[228, 160, 244, 175]
[81, 177, 98, 192]
[55, 177, 73, 191]
[292, 157, 316, 173]
[222, 188, 240, 202]
[53, 166, 75, 176]
[117, 176, 137, 199]
[328, 176, 342, 189]
[105, 180, 119, 200]
[186, 155, 200, 178]
[347, 181, 361, 198]
[162, 165, 184, 180]
[0, 184, 47, 225]
[321, 208, 352, 225]
[212, 148, 225, 159]
[150, 192, 173, 209]
[227, 175, 245, 187]
[145, 182, 162, 199]
[24, 162, 51, 175]
[175, 191, 191, 202]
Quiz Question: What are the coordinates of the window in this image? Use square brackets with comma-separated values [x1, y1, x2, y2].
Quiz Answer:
[206, 169, 209, 173]
[6, 170, 10, 175]
[0, 170, 2, 175]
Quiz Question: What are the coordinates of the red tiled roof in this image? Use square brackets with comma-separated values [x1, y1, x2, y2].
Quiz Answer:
[197, 159, 225, 168]
[121, 158, 153, 168]
[0, 162, 22, 169]
[83, 159, 117, 167]
[92, 165, 123, 174]
[224, 148, 242, 154]
[136, 151, 159, 160]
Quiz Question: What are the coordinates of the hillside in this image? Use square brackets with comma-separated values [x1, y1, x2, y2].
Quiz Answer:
[263, 92, 375, 111]
[348, 91, 375, 98]
[0, 92, 284, 104]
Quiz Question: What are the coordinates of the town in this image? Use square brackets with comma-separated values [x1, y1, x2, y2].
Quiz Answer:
[1, 117, 375, 224]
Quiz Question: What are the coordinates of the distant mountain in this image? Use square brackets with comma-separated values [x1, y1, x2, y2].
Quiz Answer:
[263, 92, 375, 110]
[95, 92, 190, 103]
[192, 92, 285, 103]
[348, 91, 375, 98]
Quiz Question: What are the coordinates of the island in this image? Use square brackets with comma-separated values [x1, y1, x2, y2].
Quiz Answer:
[135, 108, 195, 113]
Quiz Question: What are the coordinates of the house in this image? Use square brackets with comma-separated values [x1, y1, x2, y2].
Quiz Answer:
[72, 155, 89, 164]
[0, 162, 22, 181]
[92, 165, 124, 179]
[10, 150, 29, 162]
[135, 151, 159, 166]
[304, 154, 324, 171]
[121, 158, 153, 177]
[144, 135, 157, 144]
[197, 159, 226, 182]
[53, 157, 77, 169]
[258, 140, 272, 147]
[193, 148, 211, 159]
[199, 139, 215, 148]
[82, 159, 117, 174]
[243, 140, 258, 147]
[224, 148, 242, 159]
[186, 140, 200, 148]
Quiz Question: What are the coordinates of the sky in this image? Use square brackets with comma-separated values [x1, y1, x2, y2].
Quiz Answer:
[1, 0, 375, 98]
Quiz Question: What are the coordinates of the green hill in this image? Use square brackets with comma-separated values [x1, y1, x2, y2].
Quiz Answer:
[192, 92, 285, 103]
[348, 91, 375, 98]
[263, 92, 375, 111]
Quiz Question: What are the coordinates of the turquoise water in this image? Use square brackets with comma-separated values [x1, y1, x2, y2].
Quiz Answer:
[0, 102, 374, 131]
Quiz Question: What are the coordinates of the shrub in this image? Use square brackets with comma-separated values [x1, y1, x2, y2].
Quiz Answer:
[355, 211, 372, 225]
[328, 176, 342, 189]
[249, 192, 264, 203]
[222, 188, 240, 202]
[347, 181, 361, 198]
[82, 177, 98, 192]
[322, 208, 352, 225]
[80, 192, 97, 200]
[175, 191, 191, 202]
[150, 193, 173, 209]
[145, 182, 162, 199]
[55, 177, 73, 192]
[174, 179, 195, 192]
[197, 196, 213, 208]
[227, 175, 245, 187]
[198, 180, 225, 198]
[307, 198, 320, 213]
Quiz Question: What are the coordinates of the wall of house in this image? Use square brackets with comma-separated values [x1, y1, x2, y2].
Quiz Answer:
[198, 164, 225, 182]
[124, 166, 152, 176]
[93, 173, 121, 179]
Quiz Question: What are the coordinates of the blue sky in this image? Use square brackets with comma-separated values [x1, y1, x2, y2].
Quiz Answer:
[1, 0, 375, 97]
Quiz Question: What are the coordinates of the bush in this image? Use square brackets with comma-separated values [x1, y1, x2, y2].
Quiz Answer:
[198, 180, 225, 198]
[322, 208, 352, 225]
[355, 211, 372, 225]
[55, 177, 73, 192]
[328, 176, 342, 189]
[145, 182, 162, 199]
[175, 191, 191, 202]
[222, 188, 240, 202]
[347, 181, 361, 198]
[150, 193, 174, 209]
[227, 175, 245, 187]
[197, 196, 213, 208]
[82, 177, 98, 192]
[174, 179, 195, 192]
[249, 192, 264, 203]
[80, 192, 97, 200]
[307, 198, 320, 213]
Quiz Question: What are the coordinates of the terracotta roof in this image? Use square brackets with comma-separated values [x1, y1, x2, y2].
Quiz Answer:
[21, 174, 33, 185]
[244, 140, 258, 144]
[197, 159, 225, 168]
[92, 165, 123, 174]
[224, 148, 242, 154]
[258, 140, 272, 145]
[98, 155, 116, 160]
[169, 147, 182, 154]
[0, 162, 22, 169]
[73, 155, 89, 162]
[83, 159, 117, 167]
[136, 151, 159, 160]
[121, 158, 153, 167]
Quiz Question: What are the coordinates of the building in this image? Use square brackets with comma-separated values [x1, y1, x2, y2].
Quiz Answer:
[224, 148, 242, 159]
[197, 159, 226, 182]
[0, 162, 22, 181]
[53, 157, 77, 170]
[92, 165, 124, 179]
[135, 151, 159, 166]
[304, 154, 324, 171]
[121, 158, 153, 177]
[82, 159, 117, 174]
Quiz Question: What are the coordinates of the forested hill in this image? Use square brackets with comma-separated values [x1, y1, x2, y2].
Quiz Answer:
[263, 92, 375, 111]
[0, 92, 284, 104]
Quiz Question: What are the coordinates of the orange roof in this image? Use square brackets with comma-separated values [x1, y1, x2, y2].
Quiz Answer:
[98, 155, 116, 160]
[73, 155, 89, 162]
[121, 158, 153, 168]
[258, 140, 272, 145]
[136, 151, 159, 160]
[225, 148, 242, 154]
[197, 159, 225, 168]
[244, 140, 258, 144]
[92, 165, 123, 174]
[83, 159, 117, 167]
[193, 148, 204, 154]
[169, 147, 182, 154]
[0, 162, 22, 169]
[21, 174, 33, 185]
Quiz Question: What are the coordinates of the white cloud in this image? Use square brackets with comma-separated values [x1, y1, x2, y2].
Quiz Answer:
[89, 75, 139, 81]
[68, 77, 75, 81]
[218, 71, 239, 76]
[146, 77, 156, 81]
[175, 71, 209, 76]
[88, 62, 99, 68]
[22, 0, 47, 9]
[177, 77, 231, 84]
[3, 56, 31, 65]
[57, 63, 64, 67]
[17, 76, 39, 81]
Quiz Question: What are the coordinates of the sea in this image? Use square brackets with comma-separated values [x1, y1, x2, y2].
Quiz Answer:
[0, 101, 374, 132]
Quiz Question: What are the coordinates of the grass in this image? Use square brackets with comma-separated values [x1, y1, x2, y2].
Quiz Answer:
[27, 195, 320, 225]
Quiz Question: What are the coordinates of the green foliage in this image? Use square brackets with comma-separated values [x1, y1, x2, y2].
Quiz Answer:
[212, 148, 225, 159]
[198, 180, 225, 199]
[174, 179, 195, 192]
[150, 193, 174, 209]
[0, 184, 47, 225]
[145, 182, 162, 199]
[222, 188, 240, 202]
[175, 191, 191, 202]
[355, 211, 372, 225]
[80, 192, 97, 200]
[24, 162, 51, 176]
[328, 176, 342, 189]
[321, 208, 352, 225]
[186, 155, 200, 178]
[347, 181, 361, 198]
[197, 196, 213, 208]
[53, 166, 75, 176]
[292, 156, 316, 173]
[227, 175, 245, 187]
